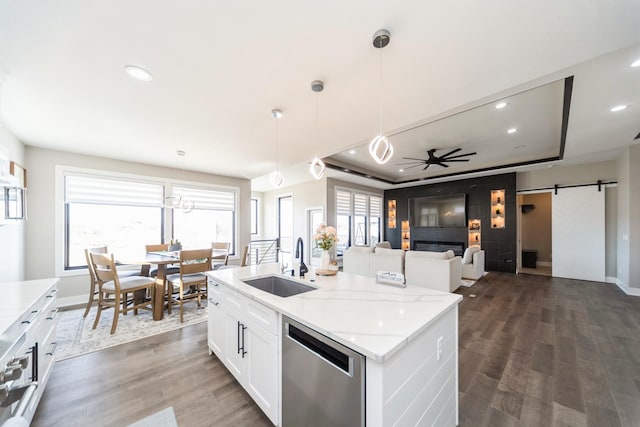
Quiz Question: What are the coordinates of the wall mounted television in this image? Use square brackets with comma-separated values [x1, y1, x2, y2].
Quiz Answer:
[408, 194, 466, 228]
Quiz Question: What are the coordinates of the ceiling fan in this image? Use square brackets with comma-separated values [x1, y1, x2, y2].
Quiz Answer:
[399, 148, 477, 171]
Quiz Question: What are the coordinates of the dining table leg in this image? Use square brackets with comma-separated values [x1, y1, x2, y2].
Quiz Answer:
[153, 264, 167, 320]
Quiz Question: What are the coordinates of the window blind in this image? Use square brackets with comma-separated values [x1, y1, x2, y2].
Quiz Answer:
[172, 185, 235, 211]
[336, 190, 352, 216]
[370, 196, 382, 218]
[65, 174, 164, 207]
[354, 193, 368, 216]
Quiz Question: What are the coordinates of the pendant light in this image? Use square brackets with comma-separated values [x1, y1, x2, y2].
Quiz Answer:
[163, 150, 195, 213]
[309, 80, 326, 179]
[369, 29, 394, 164]
[270, 109, 284, 188]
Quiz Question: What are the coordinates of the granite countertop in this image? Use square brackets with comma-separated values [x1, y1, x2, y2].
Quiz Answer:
[207, 264, 462, 362]
[0, 278, 60, 335]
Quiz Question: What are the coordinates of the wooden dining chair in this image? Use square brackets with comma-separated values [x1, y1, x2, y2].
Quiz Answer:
[211, 242, 230, 268]
[82, 246, 107, 318]
[89, 252, 155, 334]
[166, 248, 213, 322]
[83, 246, 142, 318]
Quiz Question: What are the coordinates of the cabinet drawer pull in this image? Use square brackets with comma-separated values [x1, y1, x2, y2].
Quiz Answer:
[21, 310, 39, 324]
[46, 288, 58, 298]
[45, 341, 58, 356]
[241, 324, 247, 358]
[46, 308, 59, 320]
[208, 298, 219, 306]
[237, 321, 241, 354]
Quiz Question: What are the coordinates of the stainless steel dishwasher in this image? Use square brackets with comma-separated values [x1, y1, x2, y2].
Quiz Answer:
[282, 316, 365, 427]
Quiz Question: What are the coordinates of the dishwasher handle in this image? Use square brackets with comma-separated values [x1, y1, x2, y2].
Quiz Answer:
[286, 323, 353, 376]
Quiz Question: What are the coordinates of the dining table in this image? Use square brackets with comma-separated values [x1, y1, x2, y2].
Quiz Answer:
[124, 249, 229, 320]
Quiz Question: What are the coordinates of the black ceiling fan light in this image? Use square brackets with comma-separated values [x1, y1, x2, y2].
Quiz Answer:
[399, 148, 477, 170]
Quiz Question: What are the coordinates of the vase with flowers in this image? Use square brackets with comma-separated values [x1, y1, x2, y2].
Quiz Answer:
[313, 223, 339, 270]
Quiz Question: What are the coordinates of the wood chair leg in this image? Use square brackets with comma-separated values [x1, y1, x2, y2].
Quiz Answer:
[111, 294, 120, 335]
[83, 292, 95, 318]
[122, 292, 128, 315]
[92, 293, 104, 330]
[179, 285, 184, 323]
[167, 281, 172, 314]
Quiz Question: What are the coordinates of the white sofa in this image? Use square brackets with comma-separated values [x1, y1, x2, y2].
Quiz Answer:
[461, 246, 485, 280]
[404, 250, 462, 293]
[342, 246, 374, 277]
[343, 246, 462, 293]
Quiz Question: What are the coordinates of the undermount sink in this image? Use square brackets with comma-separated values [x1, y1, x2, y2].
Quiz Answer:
[242, 275, 316, 297]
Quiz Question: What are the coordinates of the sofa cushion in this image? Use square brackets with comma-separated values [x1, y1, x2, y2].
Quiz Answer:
[406, 250, 455, 260]
[349, 246, 374, 253]
[374, 247, 403, 256]
[462, 246, 481, 264]
[375, 241, 392, 249]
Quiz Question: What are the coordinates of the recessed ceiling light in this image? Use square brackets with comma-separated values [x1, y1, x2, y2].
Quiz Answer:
[343, 168, 350, 172]
[398, 168, 404, 173]
[349, 149, 356, 154]
[507, 128, 517, 134]
[514, 145, 525, 149]
[610, 105, 627, 112]
[125, 65, 153, 82]
[495, 102, 507, 109]
[631, 59, 640, 68]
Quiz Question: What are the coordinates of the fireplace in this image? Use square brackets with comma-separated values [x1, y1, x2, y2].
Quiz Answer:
[414, 240, 465, 256]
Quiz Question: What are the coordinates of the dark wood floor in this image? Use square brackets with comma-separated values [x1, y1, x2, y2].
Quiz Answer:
[31, 322, 271, 427]
[457, 273, 640, 427]
[32, 272, 640, 426]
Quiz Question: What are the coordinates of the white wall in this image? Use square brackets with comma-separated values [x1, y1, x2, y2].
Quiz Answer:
[0, 127, 25, 282]
[629, 145, 640, 291]
[25, 146, 251, 303]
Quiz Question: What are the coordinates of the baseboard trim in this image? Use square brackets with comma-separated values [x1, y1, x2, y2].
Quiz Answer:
[537, 261, 552, 267]
[605, 276, 617, 284]
[613, 279, 640, 296]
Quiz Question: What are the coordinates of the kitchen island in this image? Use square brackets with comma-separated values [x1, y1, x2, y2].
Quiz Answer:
[206, 264, 462, 426]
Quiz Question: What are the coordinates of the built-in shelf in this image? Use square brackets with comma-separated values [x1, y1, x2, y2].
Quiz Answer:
[490, 189, 505, 229]
[468, 219, 481, 247]
[388, 200, 397, 229]
[401, 220, 410, 250]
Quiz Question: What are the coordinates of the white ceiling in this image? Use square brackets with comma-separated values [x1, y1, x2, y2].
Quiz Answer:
[0, 1, 639, 191]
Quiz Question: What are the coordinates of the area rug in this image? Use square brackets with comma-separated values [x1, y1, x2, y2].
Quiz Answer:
[128, 407, 178, 427]
[55, 304, 208, 360]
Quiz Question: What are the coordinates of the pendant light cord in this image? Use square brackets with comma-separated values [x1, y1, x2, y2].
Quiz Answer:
[378, 45, 383, 136]
[275, 117, 279, 171]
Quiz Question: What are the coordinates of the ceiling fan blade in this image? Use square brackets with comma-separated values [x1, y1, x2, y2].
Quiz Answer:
[440, 148, 462, 158]
[441, 163, 450, 168]
[422, 163, 431, 171]
[442, 152, 477, 160]
[396, 161, 426, 165]
[401, 157, 429, 162]
[443, 159, 471, 162]
[402, 163, 425, 170]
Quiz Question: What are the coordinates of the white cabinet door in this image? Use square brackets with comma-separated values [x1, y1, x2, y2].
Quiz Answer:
[245, 323, 278, 424]
[208, 298, 225, 358]
[224, 309, 245, 381]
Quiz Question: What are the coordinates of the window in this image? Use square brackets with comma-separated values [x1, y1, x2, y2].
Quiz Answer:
[335, 188, 383, 250]
[62, 170, 239, 272]
[172, 185, 236, 254]
[64, 174, 163, 269]
[251, 198, 258, 235]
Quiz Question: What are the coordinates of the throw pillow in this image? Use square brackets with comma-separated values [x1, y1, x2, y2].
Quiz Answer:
[462, 246, 480, 264]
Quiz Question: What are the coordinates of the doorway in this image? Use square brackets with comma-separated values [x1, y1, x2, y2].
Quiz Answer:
[518, 192, 552, 276]
[307, 207, 324, 266]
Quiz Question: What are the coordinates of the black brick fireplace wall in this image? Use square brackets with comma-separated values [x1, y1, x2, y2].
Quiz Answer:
[385, 172, 517, 273]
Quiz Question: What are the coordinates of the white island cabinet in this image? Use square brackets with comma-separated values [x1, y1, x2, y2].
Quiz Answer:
[207, 264, 462, 427]
[208, 279, 279, 425]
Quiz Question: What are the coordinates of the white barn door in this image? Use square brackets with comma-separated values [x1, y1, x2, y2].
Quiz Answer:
[552, 186, 605, 282]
